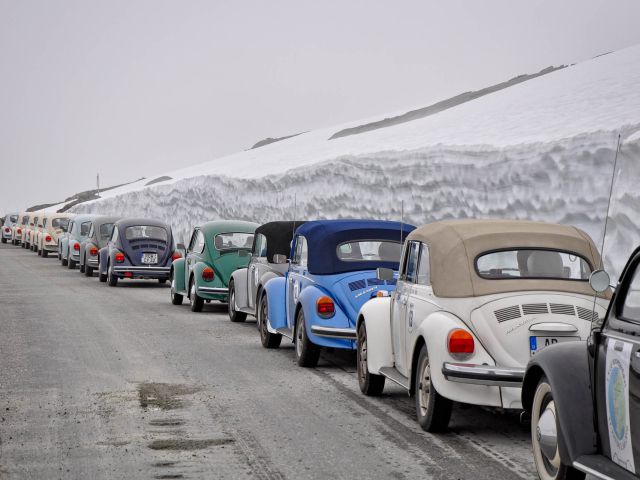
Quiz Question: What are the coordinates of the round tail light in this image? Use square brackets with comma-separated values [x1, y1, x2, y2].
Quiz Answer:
[202, 267, 214, 282]
[447, 329, 475, 359]
[17, 228, 21, 234]
[171, 251, 182, 261]
[73, 243, 80, 251]
[45, 235, 52, 242]
[316, 296, 335, 318]
[90, 246, 98, 256]
[115, 252, 125, 263]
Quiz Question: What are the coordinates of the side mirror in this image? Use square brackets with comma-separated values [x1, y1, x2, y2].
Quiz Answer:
[589, 269, 611, 293]
[376, 267, 394, 281]
[273, 254, 287, 264]
[238, 249, 250, 257]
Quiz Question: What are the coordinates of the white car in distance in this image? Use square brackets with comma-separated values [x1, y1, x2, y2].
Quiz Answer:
[356, 219, 610, 432]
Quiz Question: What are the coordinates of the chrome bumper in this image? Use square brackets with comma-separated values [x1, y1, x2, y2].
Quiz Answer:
[86, 258, 99, 266]
[113, 266, 171, 275]
[197, 286, 228, 294]
[442, 362, 524, 387]
[310, 325, 357, 340]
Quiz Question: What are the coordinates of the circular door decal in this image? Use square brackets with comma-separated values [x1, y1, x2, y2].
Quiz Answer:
[608, 360, 628, 444]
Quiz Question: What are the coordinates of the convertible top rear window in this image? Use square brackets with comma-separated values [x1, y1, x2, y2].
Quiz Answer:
[52, 218, 69, 230]
[125, 225, 168, 241]
[476, 249, 592, 280]
[337, 240, 402, 262]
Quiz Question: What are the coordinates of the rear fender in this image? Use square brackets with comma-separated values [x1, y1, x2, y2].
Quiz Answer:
[264, 277, 287, 330]
[415, 312, 501, 407]
[521, 342, 596, 464]
[171, 258, 187, 292]
[357, 297, 394, 374]
[98, 247, 108, 273]
[192, 261, 222, 289]
[231, 268, 249, 309]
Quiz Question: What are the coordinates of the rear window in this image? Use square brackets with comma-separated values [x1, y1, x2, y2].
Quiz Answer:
[125, 225, 168, 241]
[99, 223, 114, 240]
[214, 232, 254, 251]
[52, 218, 69, 230]
[9, 215, 18, 223]
[80, 221, 92, 236]
[337, 240, 402, 262]
[476, 249, 592, 280]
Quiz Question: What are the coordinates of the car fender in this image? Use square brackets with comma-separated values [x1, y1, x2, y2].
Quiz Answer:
[231, 268, 249, 309]
[171, 258, 187, 292]
[297, 285, 351, 333]
[357, 297, 394, 374]
[98, 247, 109, 273]
[257, 271, 280, 303]
[414, 311, 501, 405]
[521, 342, 596, 464]
[264, 276, 287, 330]
[191, 261, 222, 290]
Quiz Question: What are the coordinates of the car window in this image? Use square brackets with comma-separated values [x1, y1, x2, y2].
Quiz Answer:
[292, 236, 308, 266]
[125, 225, 168, 241]
[99, 223, 114, 241]
[253, 233, 267, 258]
[214, 232, 254, 251]
[52, 218, 69, 231]
[34, 217, 39, 227]
[9, 215, 18, 223]
[69, 222, 75, 234]
[417, 244, 430, 285]
[476, 249, 592, 280]
[188, 230, 198, 252]
[22, 216, 29, 225]
[193, 230, 206, 254]
[621, 265, 640, 322]
[403, 241, 421, 283]
[111, 227, 119, 243]
[80, 222, 92, 236]
[336, 240, 402, 262]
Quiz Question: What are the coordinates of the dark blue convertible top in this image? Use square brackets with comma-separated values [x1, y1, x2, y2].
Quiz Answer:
[293, 219, 415, 275]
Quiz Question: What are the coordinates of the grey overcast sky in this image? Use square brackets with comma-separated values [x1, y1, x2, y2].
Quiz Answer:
[2, 0, 640, 212]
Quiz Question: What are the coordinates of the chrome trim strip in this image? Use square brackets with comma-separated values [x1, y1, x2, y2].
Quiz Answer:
[197, 286, 228, 294]
[113, 266, 170, 271]
[310, 326, 357, 339]
[529, 322, 578, 333]
[572, 462, 616, 480]
[87, 259, 99, 266]
[442, 362, 524, 387]
[604, 332, 640, 346]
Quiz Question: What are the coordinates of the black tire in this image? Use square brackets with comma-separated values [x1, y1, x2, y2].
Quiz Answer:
[531, 377, 585, 480]
[61, 255, 68, 266]
[1, 238, 6, 244]
[158, 278, 167, 285]
[68, 255, 76, 269]
[414, 344, 453, 432]
[98, 265, 107, 283]
[79, 257, 85, 273]
[189, 279, 203, 312]
[41, 249, 48, 258]
[84, 265, 93, 277]
[294, 309, 320, 367]
[357, 322, 386, 395]
[170, 271, 183, 305]
[107, 263, 118, 287]
[228, 280, 246, 322]
[37, 247, 42, 256]
[259, 294, 282, 348]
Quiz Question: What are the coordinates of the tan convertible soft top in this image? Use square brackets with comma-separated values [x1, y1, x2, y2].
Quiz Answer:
[407, 219, 607, 298]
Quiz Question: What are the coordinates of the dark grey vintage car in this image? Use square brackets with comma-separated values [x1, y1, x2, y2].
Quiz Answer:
[228, 221, 305, 347]
[79, 216, 120, 276]
[521, 248, 640, 480]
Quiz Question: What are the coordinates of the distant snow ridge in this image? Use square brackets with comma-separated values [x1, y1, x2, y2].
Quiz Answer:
[74, 128, 640, 279]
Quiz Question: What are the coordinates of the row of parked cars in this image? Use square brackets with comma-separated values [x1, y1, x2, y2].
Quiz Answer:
[3, 209, 640, 480]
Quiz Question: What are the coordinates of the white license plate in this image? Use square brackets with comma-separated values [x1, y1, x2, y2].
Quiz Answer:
[141, 253, 158, 264]
[530, 336, 579, 356]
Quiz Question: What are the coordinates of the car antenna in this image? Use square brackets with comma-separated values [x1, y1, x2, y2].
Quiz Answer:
[292, 192, 297, 243]
[400, 200, 404, 244]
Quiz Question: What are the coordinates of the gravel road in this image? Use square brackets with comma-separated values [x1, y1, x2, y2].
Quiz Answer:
[0, 243, 538, 479]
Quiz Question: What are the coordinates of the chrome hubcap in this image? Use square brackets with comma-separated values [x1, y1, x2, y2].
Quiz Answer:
[260, 299, 268, 338]
[418, 358, 431, 416]
[190, 284, 196, 302]
[296, 317, 303, 357]
[358, 332, 367, 383]
[537, 401, 560, 469]
[230, 290, 235, 314]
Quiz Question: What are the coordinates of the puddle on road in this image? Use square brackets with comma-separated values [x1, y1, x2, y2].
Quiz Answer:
[138, 383, 200, 410]
[148, 438, 234, 451]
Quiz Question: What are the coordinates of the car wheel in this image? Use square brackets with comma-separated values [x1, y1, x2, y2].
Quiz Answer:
[357, 322, 385, 395]
[1, 237, 6, 244]
[531, 377, 584, 480]
[41, 249, 48, 258]
[37, 247, 42, 256]
[85, 265, 93, 277]
[79, 257, 85, 273]
[295, 309, 320, 368]
[68, 250, 76, 269]
[190, 279, 203, 312]
[107, 263, 118, 287]
[415, 344, 453, 432]
[228, 280, 246, 322]
[61, 255, 68, 266]
[170, 272, 183, 305]
[158, 278, 167, 285]
[98, 263, 107, 283]
[259, 294, 282, 349]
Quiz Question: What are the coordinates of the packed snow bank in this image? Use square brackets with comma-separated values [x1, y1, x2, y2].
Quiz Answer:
[73, 45, 640, 280]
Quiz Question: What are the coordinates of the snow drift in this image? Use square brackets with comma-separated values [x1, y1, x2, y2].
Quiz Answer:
[73, 45, 640, 280]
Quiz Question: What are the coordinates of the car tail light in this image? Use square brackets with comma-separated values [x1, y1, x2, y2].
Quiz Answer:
[171, 251, 182, 261]
[202, 267, 214, 282]
[124, 272, 133, 278]
[73, 243, 80, 251]
[316, 296, 335, 318]
[447, 329, 474, 359]
[4, 227, 9, 233]
[90, 246, 98, 256]
[17, 228, 22, 234]
[45, 235, 52, 242]
[115, 252, 125, 263]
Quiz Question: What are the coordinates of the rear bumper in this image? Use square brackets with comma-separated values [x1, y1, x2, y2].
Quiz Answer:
[442, 362, 524, 387]
[310, 325, 357, 340]
[86, 258, 99, 267]
[2, 231, 12, 239]
[197, 286, 228, 294]
[44, 244, 57, 252]
[112, 265, 171, 279]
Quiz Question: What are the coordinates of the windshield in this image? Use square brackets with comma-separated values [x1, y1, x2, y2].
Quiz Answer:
[214, 232, 254, 251]
[52, 218, 69, 230]
[125, 225, 168, 241]
[337, 240, 402, 262]
[476, 249, 592, 280]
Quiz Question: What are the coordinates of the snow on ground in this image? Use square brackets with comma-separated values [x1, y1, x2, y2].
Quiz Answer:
[73, 45, 640, 280]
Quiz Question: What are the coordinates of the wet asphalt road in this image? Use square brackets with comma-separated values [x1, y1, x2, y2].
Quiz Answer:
[0, 243, 538, 479]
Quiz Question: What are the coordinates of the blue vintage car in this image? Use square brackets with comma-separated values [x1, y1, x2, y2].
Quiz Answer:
[262, 219, 415, 367]
[98, 218, 178, 286]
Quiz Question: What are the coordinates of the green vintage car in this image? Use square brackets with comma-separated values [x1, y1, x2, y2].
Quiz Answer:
[170, 220, 259, 312]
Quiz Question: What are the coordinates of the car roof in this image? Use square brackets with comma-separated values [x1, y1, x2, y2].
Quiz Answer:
[115, 217, 171, 229]
[255, 221, 307, 262]
[198, 220, 259, 236]
[408, 219, 605, 298]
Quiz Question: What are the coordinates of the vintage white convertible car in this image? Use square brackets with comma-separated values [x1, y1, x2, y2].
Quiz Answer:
[356, 219, 611, 432]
